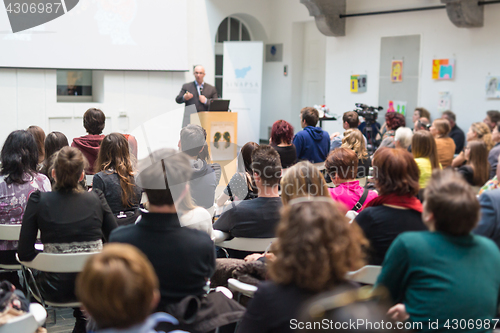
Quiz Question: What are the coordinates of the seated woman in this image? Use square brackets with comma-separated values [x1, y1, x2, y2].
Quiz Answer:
[0, 130, 51, 287]
[270, 120, 297, 169]
[341, 129, 371, 178]
[354, 148, 427, 265]
[93, 133, 142, 225]
[325, 148, 377, 212]
[18, 146, 117, 333]
[430, 119, 456, 168]
[238, 199, 367, 333]
[27, 125, 46, 171]
[457, 141, 490, 186]
[216, 142, 259, 206]
[381, 112, 405, 141]
[40, 131, 69, 184]
[394, 127, 413, 151]
[376, 169, 500, 332]
[412, 131, 441, 190]
[452, 122, 492, 167]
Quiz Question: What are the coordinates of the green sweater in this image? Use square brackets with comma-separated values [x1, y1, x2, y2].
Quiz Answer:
[376, 231, 500, 333]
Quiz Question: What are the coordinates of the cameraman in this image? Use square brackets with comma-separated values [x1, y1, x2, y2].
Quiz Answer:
[330, 111, 368, 151]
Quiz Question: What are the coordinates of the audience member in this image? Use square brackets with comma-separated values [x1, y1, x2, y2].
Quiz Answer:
[27, 125, 46, 168]
[18, 146, 117, 333]
[341, 129, 371, 178]
[238, 199, 367, 333]
[457, 141, 489, 186]
[429, 118, 455, 168]
[179, 124, 221, 209]
[216, 142, 258, 206]
[452, 122, 493, 167]
[330, 111, 366, 150]
[109, 149, 216, 309]
[93, 133, 142, 225]
[354, 148, 427, 265]
[375, 169, 500, 332]
[270, 120, 297, 168]
[40, 131, 69, 183]
[412, 131, 441, 190]
[394, 127, 413, 150]
[358, 117, 381, 148]
[293, 107, 330, 163]
[0, 130, 51, 288]
[412, 107, 431, 124]
[484, 110, 500, 132]
[213, 145, 282, 258]
[413, 117, 430, 132]
[176, 184, 215, 240]
[325, 148, 377, 212]
[76, 244, 182, 332]
[441, 110, 465, 153]
[72, 108, 106, 175]
[488, 122, 500, 178]
[381, 112, 405, 141]
[474, 185, 500, 249]
[280, 161, 331, 206]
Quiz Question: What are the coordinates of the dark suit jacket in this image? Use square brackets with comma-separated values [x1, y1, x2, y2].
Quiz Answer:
[176, 81, 218, 112]
[474, 189, 500, 249]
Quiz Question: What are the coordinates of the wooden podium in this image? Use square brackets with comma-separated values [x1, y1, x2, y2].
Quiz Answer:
[190, 112, 238, 163]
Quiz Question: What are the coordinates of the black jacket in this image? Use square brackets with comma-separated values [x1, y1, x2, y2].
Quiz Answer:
[176, 81, 218, 112]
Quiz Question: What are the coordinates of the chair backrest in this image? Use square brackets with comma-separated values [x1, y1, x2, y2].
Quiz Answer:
[0, 312, 39, 333]
[345, 265, 381, 285]
[17, 252, 97, 273]
[227, 278, 257, 298]
[0, 224, 22, 241]
[216, 237, 276, 252]
[85, 175, 94, 187]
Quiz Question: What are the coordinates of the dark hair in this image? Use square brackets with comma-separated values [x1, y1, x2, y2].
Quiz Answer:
[41, 131, 69, 179]
[487, 110, 500, 124]
[136, 149, 192, 207]
[300, 107, 319, 127]
[442, 110, 456, 123]
[343, 111, 360, 129]
[251, 145, 282, 187]
[27, 125, 46, 164]
[95, 133, 137, 207]
[414, 107, 431, 121]
[325, 148, 358, 180]
[412, 131, 440, 170]
[239, 142, 259, 174]
[180, 124, 206, 158]
[53, 147, 86, 191]
[372, 147, 420, 197]
[385, 112, 405, 130]
[466, 141, 490, 186]
[424, 169, 480, 236]
[271, 120, 294, 145]
[83, 108, 106, 135]
[0, 130, 39, 185]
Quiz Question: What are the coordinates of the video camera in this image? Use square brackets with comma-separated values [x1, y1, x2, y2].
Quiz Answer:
[354, 103, 383, 125]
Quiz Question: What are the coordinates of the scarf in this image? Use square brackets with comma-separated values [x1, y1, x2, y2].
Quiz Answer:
[361, 193, 423, 213]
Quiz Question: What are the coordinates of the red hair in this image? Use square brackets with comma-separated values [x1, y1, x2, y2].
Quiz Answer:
[385, 112, 406, 130]
[271, 120, 294, 145]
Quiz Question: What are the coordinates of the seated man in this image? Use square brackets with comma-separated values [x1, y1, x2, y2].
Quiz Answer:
[109, 148, 216, 310]
[179, 124, 221, 209]
[72, 108, 106, 175]
[293, 107, 330, 163]
[330, 111, 367, 150]
[213, 145, 283, 258]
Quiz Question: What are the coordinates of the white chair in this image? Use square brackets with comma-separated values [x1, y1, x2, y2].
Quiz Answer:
[227, 278, 257, 298]
[17, 252, 97, 308]
[216, 237, 276, 253]
[0, 225, 22, 271]
[85, 175, 94, 187]
[0, 303, 46, 333]
[346, 265, 381, 285]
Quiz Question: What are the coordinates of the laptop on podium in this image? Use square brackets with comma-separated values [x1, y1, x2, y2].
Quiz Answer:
[208, 99, 230, 111]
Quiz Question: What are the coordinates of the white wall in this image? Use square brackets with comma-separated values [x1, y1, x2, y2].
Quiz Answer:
[325, 1, 500, 132]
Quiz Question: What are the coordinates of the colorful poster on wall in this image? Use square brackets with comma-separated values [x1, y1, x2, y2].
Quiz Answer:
[432, 59, 455, 80]
[350, 75, 367, 93]
[391, 60, 403, 82]
[486, 76, 500, 99]
[437, 92, 451, 112]
[388, 100, 407, 116]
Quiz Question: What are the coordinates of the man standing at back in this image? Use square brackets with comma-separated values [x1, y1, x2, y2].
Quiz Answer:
[293, 107, 330, 163]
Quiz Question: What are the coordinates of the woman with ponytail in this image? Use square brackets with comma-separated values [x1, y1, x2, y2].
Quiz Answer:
[93, 133, 142, 225]
[452, 122, 493, 167]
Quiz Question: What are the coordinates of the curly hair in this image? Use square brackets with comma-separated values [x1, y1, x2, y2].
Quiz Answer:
[341, 129, 368, 161]
[280, 161, 331, 205]
[470, 122, 494, 151]
[271, 120, 294, 145]
[269, 200, 367, 292]
[385, 112, 405, 130]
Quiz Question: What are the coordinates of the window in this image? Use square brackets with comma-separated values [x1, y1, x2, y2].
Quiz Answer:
[57, 70, 93, 102]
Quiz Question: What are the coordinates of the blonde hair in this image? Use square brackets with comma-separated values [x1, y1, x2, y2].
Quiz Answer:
[341, 129, 368, 161]
[433, 119, 451, 137]
[470, 122, 494, 151]
[280, 161, 331, 205]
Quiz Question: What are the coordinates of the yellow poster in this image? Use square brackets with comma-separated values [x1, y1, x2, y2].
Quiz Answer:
[391, 60, 403, 82]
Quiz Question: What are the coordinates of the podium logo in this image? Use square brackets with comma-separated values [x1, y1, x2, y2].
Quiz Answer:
[3, 0, 79, 33]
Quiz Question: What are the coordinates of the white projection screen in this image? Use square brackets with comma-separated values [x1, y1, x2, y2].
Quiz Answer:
[0, 0, 188, 71]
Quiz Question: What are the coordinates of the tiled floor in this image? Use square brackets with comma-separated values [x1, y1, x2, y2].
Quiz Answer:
[46, 308, 75, 333]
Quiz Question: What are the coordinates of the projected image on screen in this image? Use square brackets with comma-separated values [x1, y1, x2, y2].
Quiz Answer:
[0, 0, 188, 71]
